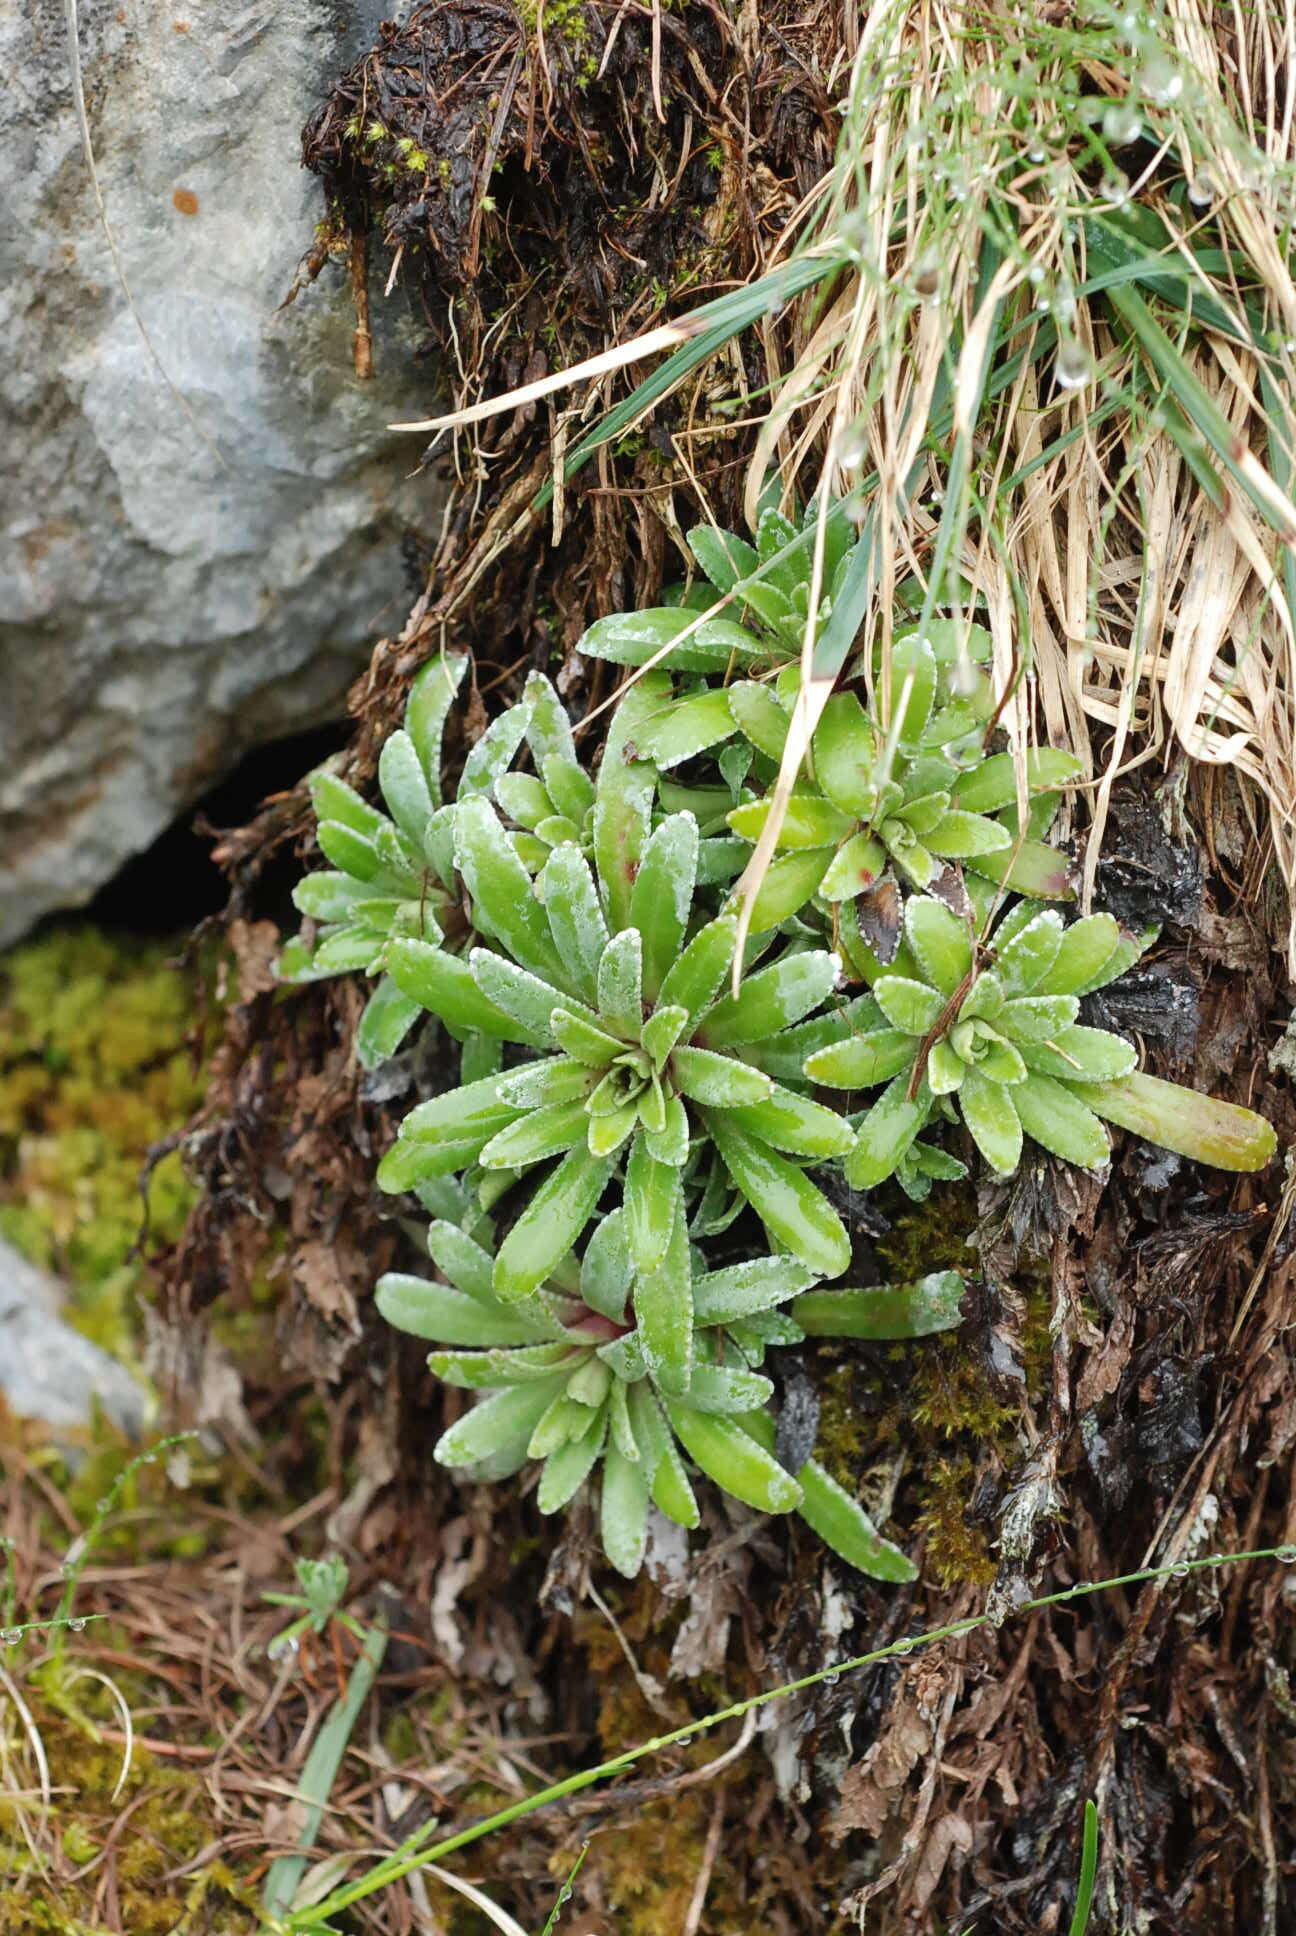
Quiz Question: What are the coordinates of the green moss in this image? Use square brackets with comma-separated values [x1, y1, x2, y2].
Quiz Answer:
[914, 1454, 997, 1590]
[808, 1182, 1052, 1586]
[0, 926, 214, 1362]
[0, 1699, 257, 1934]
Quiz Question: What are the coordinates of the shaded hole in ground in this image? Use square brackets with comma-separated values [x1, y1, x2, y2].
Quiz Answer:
[86, 722, 352, 935]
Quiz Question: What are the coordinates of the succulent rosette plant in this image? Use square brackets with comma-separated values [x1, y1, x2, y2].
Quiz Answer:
[377, 681, 858, 1391]
[378, 1207, 966, 1578]
[805, 895, 1277, 1185]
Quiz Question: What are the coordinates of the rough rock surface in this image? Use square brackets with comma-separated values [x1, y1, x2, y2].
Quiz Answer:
[1, 1, 439, 945]
[0, 1239, 145, 1437]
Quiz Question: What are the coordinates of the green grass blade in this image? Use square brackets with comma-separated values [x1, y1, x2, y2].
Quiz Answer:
[536, 252, 844, 504]
[1067, 1799, 1100, 1936]
[262, 1617, 389, 1920]
[537, 1842, 590, 1934]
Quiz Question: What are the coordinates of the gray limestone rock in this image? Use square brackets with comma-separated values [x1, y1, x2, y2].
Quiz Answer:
[1, 0, 439, 944]
[0, 1239, 145, 1437]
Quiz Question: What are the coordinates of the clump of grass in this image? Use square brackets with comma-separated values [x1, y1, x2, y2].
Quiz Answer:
[412, 0, 1296, 966]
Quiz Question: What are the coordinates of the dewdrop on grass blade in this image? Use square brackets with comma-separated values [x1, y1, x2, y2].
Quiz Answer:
[1103, 101, 1142, 147]
[1055, 338, 1093, 391]
[1188, 170, 1217, 208]
[1138, 55, 1184, 107]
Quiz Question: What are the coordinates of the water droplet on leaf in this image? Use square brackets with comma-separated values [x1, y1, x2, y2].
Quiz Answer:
[1102, 101, 1142, 146]
[1055, 340, 1093, 391]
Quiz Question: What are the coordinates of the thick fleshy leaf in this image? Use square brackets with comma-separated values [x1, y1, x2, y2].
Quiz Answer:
[316, 820, 389, 884]
[1046, 913, 1122, 995]
[998, 994, 1081, 1043]
[405, 653, 468, 797]
[551, 1008, 624, 1066]
[697, 835, 748, 884]
[727, 680, 790, 761]
[819, 832, 889, 900]
[302, 926, 383, 978]
[600, 1442, 651, 1577]
[590, 609, 764, 672]
[958, 1067, 1023, 1174]
[691, 1258, 818, 1325]
[666, 1403, 802, 1512]
[738, 1411, 916, 1581]
[423, 805, 458, 886]
[492, 1148, 615, 1301]
[641, 1004, 690, 1068]
[580, 1208, 632, 1322]
[479, 1099, 589, 1170]
[671, 1047, 772, 1106]
[803, 1028, 916, 1090]
[494, 1058, 594, 1110]
[587, 1100, 639, 1158]
[792, 1271, 965, 1339]
[429, 1343, 575, 1388]
[689, 523, 759, 592]
[544, 754, 596, 826]
[798, 1458, 916, 1580]
[632, 691, 737, 770]
[355, 976, 422, 1068]
[813, 691, 879, 816]
[634, 1202, 693, 1390]
[596, 929, 644, 1038]
[377, 1274, 550, 1346]
[893, 788, 952, 837]
[630, 814, 698, 998]
[458, 706, 531, 801]
[684, 1365, 775, 1414]
[496, 771, 555, 832]
[311, 772, 386, 840]
[905, 896, 973, 995]
[739, 849, 833, 931]
[292, 871, 390, 923]
[926, 1038, 965, 1095]
[888, 631, 937, 749]
[626, 1383, 700, 1527]
[845, 1072, 933, 1188]
[608, 1377, 639, 1461]
[873, 975, 945, 1036]
[887, 836, 938, 892]
[925, 809, 1011, 858]
[398, 1073, 522, 1145]
[642, 1093, 690, 1165]
[624, 1137, 682, 1274]
[967, 838, 1074, 900]
[434, 1379, 566, 1466]
[468, 949, 576, 1043]
[521, 670, 577, 765]
[378, 730, 435, 848]
[950, 748, 1084, 813]
[701, 951, 839, 1045]
[1019, 1025, 1137, 1081]
[993, 909, 1064, 995]
[593, 675, 663, 930]
[1012, 1073, 1111, 1168]
[726, 1084, 855, 1159]
[455, 796, 567, 987]
[752, 994, 884, 1080]
[706, 1115, 850, 1278]
[425, 1220, 495, 1301]
[728, 793, 852, 851]
[537, 1416, 607, 1513]
[1070, 922, 1156, 994]
[1073, 1070, 1277, 1172]
[658, 914, 738, 1023]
